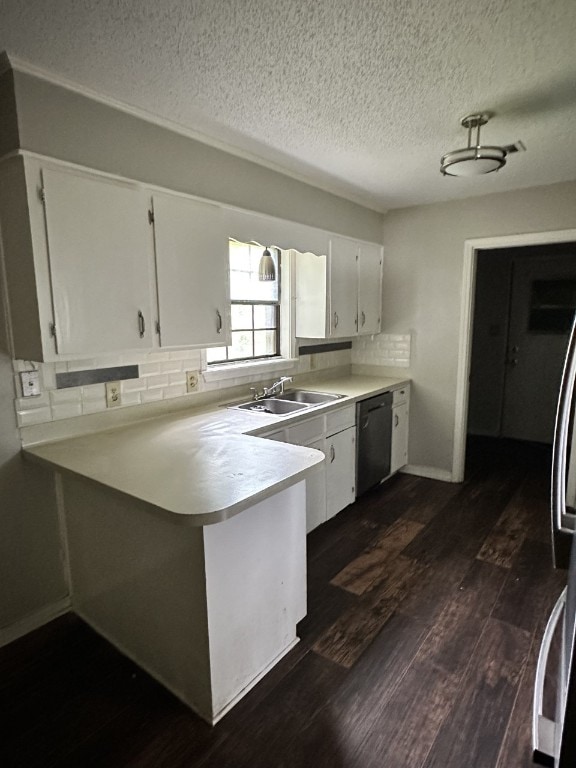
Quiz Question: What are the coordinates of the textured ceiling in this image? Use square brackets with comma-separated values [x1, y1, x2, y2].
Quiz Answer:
[1, 0, 576, 211]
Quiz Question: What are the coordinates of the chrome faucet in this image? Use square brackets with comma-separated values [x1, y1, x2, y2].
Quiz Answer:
[250, 376, 293, 401]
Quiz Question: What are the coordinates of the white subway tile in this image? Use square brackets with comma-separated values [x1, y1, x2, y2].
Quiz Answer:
[16, 393, 50, 410]
[40, 364, 56, 390]
[161, 360, 182, 374]
[141, 389, 163, 403]
[120, 392, 142, 407]
[12, 360, 30, 373]
[50, 388, 82, 405]
[54, 362, 69, 374]
[163, 384, 187, 399]
[169, 372, 187, 386]
[121, 378, 146, 393]
[146, 374, 170, 389]
[51, 403, 83, 420]
[17, 407, 53, 427]
[81, 383, 106, 401]
[82, 400, 107, 415]
[65, 359, 93, 372]
[146, 352, 170, 363]
[139, 362, 161, 376]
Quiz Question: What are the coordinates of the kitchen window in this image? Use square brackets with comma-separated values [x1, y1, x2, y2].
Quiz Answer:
[207, 240, 281, 365]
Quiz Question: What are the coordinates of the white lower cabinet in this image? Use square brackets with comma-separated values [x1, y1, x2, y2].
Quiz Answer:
[390, 387, 410, 475]
[259, 404, 356, 533]
[303, 437, 327, 533]
[325, 426, 356, 520]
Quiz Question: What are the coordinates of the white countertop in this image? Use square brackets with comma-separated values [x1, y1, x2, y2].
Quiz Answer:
[24, 373, 409, 526]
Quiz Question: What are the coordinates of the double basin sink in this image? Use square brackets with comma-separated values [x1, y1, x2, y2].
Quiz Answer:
[230, 390, 345, 416]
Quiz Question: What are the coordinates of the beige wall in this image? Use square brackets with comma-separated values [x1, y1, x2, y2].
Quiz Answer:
[382, 180, 576, 477]
[12, 70, 384, 242]
[0, 273, 67, 634]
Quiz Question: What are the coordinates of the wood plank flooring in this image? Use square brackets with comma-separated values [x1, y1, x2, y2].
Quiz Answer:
[0, 436, 566, 767]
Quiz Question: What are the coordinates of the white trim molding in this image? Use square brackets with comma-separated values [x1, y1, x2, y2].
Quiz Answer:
[401, 465, 454, 483]
[453, 228, 576, 483]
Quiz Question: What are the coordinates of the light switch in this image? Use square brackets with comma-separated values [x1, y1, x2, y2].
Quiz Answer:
[20, 370, 41, 397]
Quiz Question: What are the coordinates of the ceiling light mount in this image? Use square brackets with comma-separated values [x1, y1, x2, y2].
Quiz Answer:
[440, 112, 510, 177]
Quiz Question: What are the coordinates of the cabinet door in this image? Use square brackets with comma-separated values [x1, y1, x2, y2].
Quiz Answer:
[326, 426, 356, 519]
[304, 437, 327, 533]
[390, 402, 409, 474]
[329, 236, 359, 338]
[358, 243, 382, 335]
[42, 168, 154, 355]
[152, 193, 230, 348]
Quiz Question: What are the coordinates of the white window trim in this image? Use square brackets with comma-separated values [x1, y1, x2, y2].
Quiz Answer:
[201, 249, 298, 383]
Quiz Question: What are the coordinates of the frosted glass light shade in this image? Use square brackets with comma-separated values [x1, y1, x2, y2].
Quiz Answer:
[441, 146, 507, 176]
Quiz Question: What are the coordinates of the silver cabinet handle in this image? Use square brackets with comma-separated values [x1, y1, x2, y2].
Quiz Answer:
[394, 414, 399, 427]
[137, 310, 145, 338]
[333, 311, 339, 328]
[330, 444, 335, 463]
[216, 309, 223, 334]
[361, 311, 366, 327]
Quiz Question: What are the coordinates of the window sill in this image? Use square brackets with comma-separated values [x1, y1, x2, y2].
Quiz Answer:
[202, 357, 298, 383]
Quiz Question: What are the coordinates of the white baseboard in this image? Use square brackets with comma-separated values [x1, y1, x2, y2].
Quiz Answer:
[0, 597, 71, 648]
[401, 464, 454, 483]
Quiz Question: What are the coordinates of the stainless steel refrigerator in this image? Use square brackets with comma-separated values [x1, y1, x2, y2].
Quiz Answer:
[533, 315, 576, 766]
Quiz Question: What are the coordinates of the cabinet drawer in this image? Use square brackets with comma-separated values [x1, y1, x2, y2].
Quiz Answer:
[286, 415, 325, 445]
[393, 386, 409, 406]
[325, 405, 355, 436]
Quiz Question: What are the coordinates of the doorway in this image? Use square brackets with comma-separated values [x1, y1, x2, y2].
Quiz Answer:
[468, 245, 576, 445]
[452, 228, 576, 483]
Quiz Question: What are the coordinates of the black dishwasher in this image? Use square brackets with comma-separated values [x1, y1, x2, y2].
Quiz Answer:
[356, 392, 393, 497]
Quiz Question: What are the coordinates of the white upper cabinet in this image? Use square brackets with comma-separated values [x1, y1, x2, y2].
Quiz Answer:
[42, 167, 155, 355]
[358, 242, 382, 335]
[295, 235, 382, 339]
[329, 236, 359, 338]
[152, 192, 231, 348]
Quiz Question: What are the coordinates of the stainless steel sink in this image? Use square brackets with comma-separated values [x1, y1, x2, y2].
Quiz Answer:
[233, 398, 309, 415]
[229, 389, 345, 416]
[276, 390, 344, 405]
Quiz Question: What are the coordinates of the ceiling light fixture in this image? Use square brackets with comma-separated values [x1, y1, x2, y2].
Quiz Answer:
[258, 247, 276, 281]
[440, 113, 515, 177]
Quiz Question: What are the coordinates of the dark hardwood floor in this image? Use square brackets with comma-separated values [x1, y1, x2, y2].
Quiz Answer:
[0, 437, 566, 767]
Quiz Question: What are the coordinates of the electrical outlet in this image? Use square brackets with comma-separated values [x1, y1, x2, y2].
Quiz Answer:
[20, 370, 41, 397]
[186, 370, 200, 393]
[105, 381, 122, 408]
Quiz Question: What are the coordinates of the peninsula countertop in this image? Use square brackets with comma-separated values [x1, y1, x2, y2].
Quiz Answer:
[24, 373, 409, 525]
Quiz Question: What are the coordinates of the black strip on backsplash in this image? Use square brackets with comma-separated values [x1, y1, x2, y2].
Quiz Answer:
[298, 341, 352, 356]
[56, 365, 139, 389]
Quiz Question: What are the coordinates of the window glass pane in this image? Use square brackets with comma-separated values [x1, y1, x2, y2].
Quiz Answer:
[253, 305, 277, 329]
[229, 241, 279, 302]
[206, 346, 227, 363]
[229, 331, 253, 360]
[231, 304, 253, 330]
[254, 330, 277, 357]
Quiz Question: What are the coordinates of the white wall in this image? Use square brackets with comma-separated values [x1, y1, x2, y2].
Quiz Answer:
[382, 180, 576, 478]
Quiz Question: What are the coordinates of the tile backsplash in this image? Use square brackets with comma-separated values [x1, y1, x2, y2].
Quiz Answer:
[351, 333, 411, 368]
[13, 347, 353, 430]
